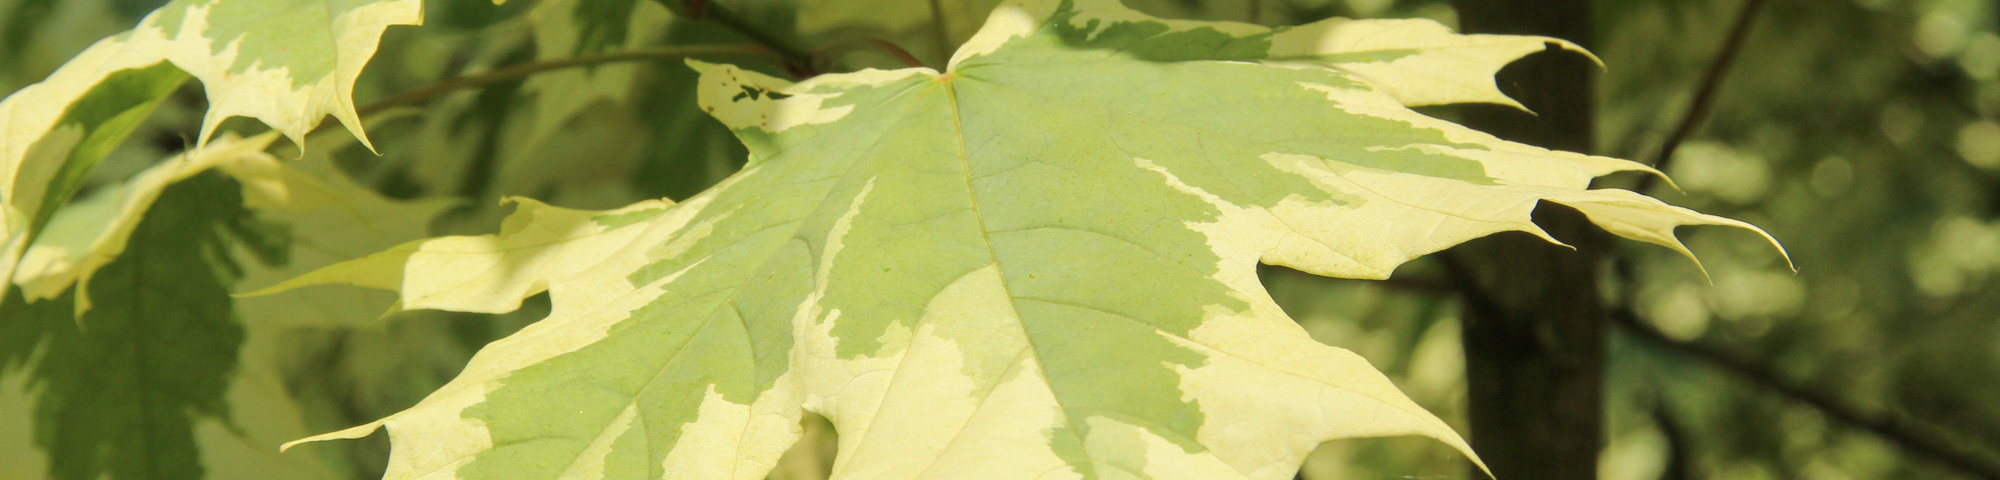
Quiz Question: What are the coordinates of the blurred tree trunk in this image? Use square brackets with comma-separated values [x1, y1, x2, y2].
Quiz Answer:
[1446, 1, 1606, 479]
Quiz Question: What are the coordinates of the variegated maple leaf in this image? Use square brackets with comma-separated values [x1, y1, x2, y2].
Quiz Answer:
[1, 0, 419, 300]
[275, 1, 1783, 478]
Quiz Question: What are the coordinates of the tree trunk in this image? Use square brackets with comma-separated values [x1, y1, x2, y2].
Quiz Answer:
[1446, 1, 1605, 479]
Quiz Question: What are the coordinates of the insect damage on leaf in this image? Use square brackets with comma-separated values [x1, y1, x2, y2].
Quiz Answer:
[274, 0, 1786, 479]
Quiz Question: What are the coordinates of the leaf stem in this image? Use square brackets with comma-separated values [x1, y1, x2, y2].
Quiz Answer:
[1610, 307, 2000, 480]
[815, 38, 930, 69]
[354, 44, 774, 117]
[1637, 0, 1766, 192]
[927, 0, 953, 66]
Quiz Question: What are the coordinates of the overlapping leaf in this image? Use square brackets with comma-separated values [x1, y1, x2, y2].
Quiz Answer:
[1, 0, 420, 299]
[0, 170, 335, 480]
[12, 132, 451, 316]
[0, 131, 451, 479]
[278, 0, 1783, 478]
[10, 134, 275, 308]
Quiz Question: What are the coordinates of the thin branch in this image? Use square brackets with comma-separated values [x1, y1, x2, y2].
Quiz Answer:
[1610, 308, 2000, 480]
[681, 0, 816, 76]
[354, 44, 773, 117]
[1651, 394, 1694, 480]
[866, 39, 927, 69]
[1636, 0, 1767, 193]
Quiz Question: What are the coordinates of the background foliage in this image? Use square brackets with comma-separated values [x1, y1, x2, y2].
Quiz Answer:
[0, 0, 1995, 479]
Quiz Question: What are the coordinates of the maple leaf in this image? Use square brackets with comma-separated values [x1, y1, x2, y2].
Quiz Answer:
[12, 132, 450, 315]
[277, 0, 1784, 478]
[0, 0, 419, 302]
[1, 132, 449, 480]
[1, 147, 350, 480]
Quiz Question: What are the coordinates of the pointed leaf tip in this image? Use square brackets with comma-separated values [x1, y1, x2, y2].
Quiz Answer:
[3, 0, 421, 295]
[283, 2, 1786, 478]
[282, 422, 383, 453]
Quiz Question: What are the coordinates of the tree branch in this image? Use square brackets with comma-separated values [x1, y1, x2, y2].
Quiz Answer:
[1636, 0, 1766, 193]
[1652, 392, 1695, 480]
[1610, 308, 2000, 480]
[354, 44, 774, 117]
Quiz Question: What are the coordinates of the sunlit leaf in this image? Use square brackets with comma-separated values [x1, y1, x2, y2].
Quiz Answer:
[1, 0, 421, 300]
[13, 132, 451, 317]
[1, 127, 450, 479]
[0, 171, 335, 480]
[278, 0, 1783, 478]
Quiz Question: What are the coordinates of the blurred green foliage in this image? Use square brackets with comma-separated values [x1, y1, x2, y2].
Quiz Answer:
[1, 0, 1995, 479]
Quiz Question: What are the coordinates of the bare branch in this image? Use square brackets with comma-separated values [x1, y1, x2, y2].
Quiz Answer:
[1637, 0, 1766, 193]
[1610, 308, 2000, 480]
